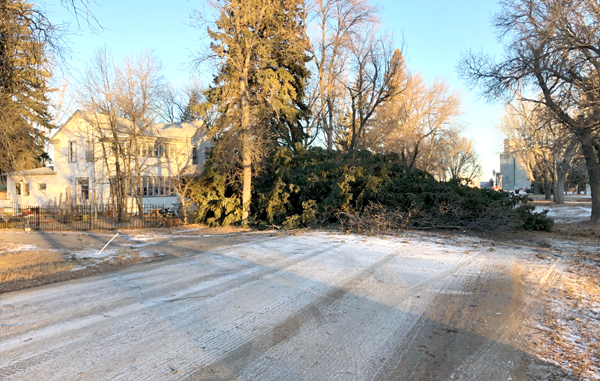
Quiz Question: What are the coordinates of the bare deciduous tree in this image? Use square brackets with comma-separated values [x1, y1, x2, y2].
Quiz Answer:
[461, 0, 600, 222]
[435, 135, 482, 184]
[366, 74, 462, 172]
[157, 84, 184, 124]
[304, 0, 379, 150]
[341, 36, 407, 151]
[118, 52, 163, 217]
[499, 97, 578, 203]
[77, 48, 163, 221]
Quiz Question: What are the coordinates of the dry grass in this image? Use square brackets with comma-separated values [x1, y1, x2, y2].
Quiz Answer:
[0, 250, 74, 283]
[553, 221, 600, 239]
[0, 250, 64, 272]
[0, 246, 164, 294]
[0, 225, 257, 294]
[112, 223, 253, 237]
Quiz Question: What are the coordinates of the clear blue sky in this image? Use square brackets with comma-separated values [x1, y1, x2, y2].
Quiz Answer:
[46, 0, 505, 181]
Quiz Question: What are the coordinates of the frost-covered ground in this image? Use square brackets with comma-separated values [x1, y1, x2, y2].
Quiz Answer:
[525, 235, 600, 380]
[0, 227, 240, 278]
[532, 194, 592, 223]
[534, 262, 600, 379]
[1, 229, 590, 380]
[534, 204, 592, 223]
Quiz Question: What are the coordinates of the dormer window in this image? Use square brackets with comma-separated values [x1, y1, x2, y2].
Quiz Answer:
[68, 141, 77, 163]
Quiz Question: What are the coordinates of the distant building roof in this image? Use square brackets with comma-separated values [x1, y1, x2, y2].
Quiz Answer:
[5, 167, 56, 177]
[150, 121, 203, 139]
[51, 110, 204, 141]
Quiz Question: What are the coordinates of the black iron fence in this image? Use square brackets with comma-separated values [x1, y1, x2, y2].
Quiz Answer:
[0, 204, 182, 231]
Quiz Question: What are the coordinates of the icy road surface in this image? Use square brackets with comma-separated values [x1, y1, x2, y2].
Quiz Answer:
[0, 232, 566, 380]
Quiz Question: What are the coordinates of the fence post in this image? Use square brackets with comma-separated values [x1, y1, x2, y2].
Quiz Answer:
[92, 189, 97, 223]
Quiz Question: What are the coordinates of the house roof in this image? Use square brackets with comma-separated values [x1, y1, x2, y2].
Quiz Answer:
[152, 122, 203, 139]
[5, 167, 56, 177]
[51, 111, 205, 141]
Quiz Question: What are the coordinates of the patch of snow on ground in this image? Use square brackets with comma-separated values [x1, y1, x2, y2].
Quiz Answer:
[129, 234, 155, 241]
[534, 205, 591, 222]
[174, 228, 204, 234]
[128, 233, 217, 241]
[72, 248, 118, 259]
[136, 250, 165, 258]
[532, 261, 600, 380]
[130, 241, 160, 248]
[7, 244, 37, 252]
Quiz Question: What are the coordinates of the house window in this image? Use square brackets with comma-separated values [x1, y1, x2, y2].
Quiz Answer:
[192, 146, 198, 165]
[109, 176, 176, 198]
[86, 142, 94, 162]
[39, 183, 47, 191]
[148, 177, 155, 196]
[136, 141, 173, 158]
[136, 176, 174, 197]
[15, 183, 29, 196]
[68, 141, 77, 162]
[77, 178, 89, 201]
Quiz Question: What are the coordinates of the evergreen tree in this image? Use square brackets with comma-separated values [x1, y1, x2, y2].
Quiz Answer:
[262, 3, 311, 147]
[181, 90, 202, 122]
[202, 0, 311, 223]
[0, 0, 54, 174]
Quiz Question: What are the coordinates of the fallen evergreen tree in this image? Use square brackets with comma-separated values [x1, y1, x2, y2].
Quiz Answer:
[191, 146, 553, 232]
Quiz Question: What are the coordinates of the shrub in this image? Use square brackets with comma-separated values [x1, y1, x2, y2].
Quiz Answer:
[516, 203, 554, 231]
[190, 154, 242, 227]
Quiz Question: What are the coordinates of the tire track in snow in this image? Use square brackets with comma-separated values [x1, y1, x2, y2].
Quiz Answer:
[109, 241, 387, 380]
[237, 248, 485, 380]
[0, 237, 345, 380]
[450, 251, 572, 380]
[0, 233, 285, 333]
[183, 246, 410, 380]
[0, 234, 509, 381]
[371, 252, 501, 381]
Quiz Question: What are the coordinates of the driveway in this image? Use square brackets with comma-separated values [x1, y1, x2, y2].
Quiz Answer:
[0, 231, 567, 380]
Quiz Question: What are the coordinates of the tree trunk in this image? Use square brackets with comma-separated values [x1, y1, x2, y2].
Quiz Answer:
[134, 148, 144, 224]
[589, 173, 600, 223]
[112, 143, 126, 223]
[240, 68, 252, 224]
[241, 142, 252, 224]
[576, 129, 600, 223]
[326, 98, 334, 151]
[544, 181, 552, 200]
[554, 163, 568, 204]
[181, 199, 188, 224]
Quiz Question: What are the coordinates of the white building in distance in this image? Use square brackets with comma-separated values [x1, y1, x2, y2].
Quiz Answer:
[496, 138, 531, 191]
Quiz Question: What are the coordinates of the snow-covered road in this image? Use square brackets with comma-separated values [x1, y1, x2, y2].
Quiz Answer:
[0, 232, 567, 380]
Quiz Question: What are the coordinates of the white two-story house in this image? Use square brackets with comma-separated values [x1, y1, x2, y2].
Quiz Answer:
[3, 111, 210, 210]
